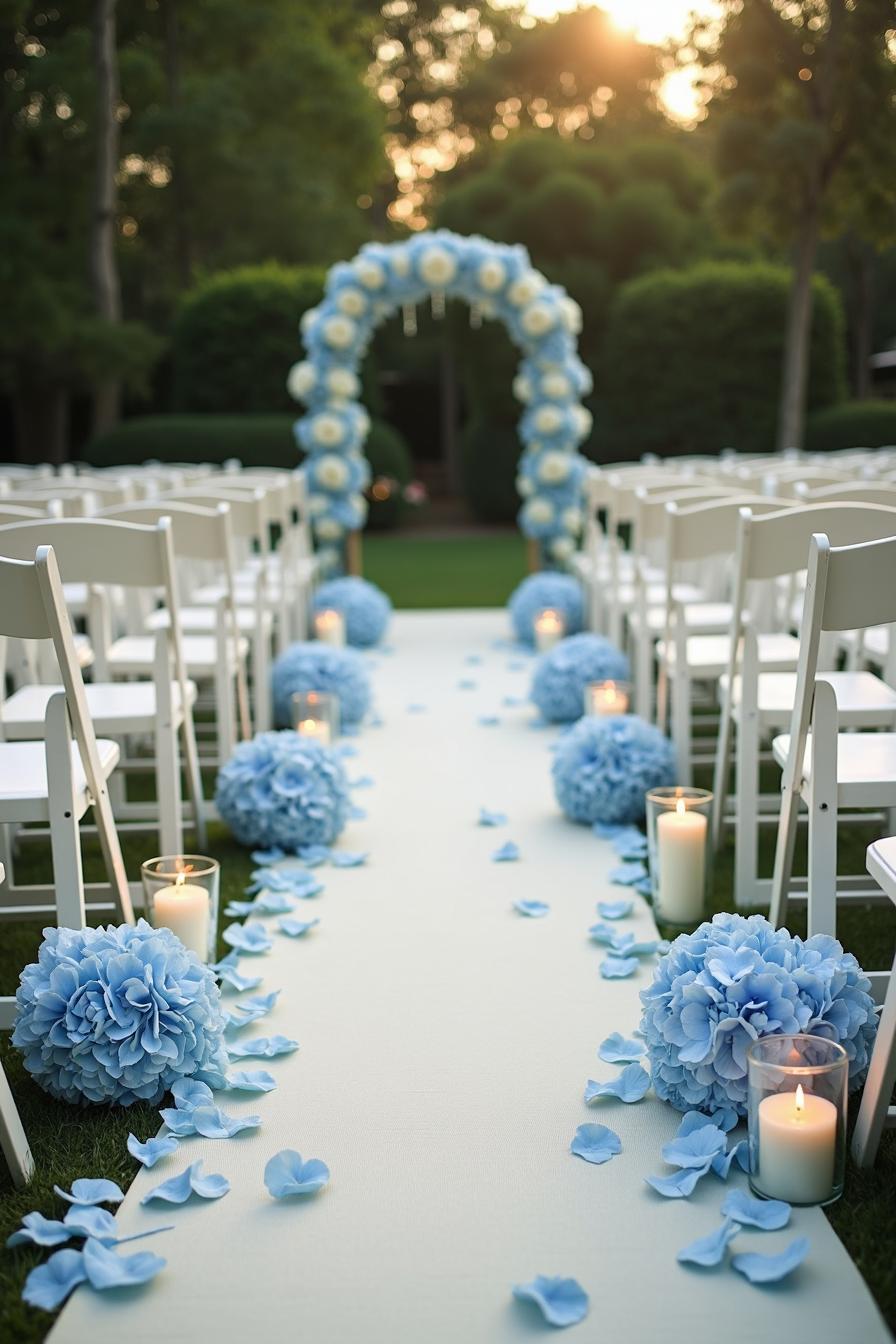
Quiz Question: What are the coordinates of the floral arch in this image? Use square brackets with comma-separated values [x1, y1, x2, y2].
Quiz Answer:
[287, 229, 593, 571]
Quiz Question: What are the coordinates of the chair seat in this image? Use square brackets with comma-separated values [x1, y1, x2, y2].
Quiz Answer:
[0, 738, 119, 822]
[633, 601, 733, 635]
[866, 836, 896, 901]
[721, 670, 896, 726]
[107, 634, 248, 675]
[145, 605, 271, 635]
[862, 625, 889, 663]
[659, 632, 800, 677]
[1, 679, 196, 737]
[191, 581, 275, 607]
[617, 581, 705, 607]
[772, 730, 896, 804]
[72, 633, 94, 670]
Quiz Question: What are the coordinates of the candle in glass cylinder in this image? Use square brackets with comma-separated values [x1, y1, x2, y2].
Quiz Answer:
[152, 871, 210, 959]
[586, 680, 630, 716]
[656, 797, 706, 923]
[314, 609, 346, 646]
[757, 1084, 838, 1204]
[533, 608, 564, 652]
[296, 716, 332, 746]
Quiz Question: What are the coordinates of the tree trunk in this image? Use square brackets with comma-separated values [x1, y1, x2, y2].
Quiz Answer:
[853, 243, 874, 401]
[12, 379, 69, 465]
[776, 207, 820, 454]
[161, 0, 192, 287]
[90, 0, 122, 437]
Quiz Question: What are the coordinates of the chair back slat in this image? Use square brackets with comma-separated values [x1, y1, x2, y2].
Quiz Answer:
[821, 534, 896, 632]
[0, 518, 167, 587]
[739, 503, 896, 582]
[0, 555, 53, 639]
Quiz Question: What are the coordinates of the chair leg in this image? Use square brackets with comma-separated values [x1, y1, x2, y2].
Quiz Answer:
[805, 683, 839, 939]
[180, 709, 207, 851]
[252, 628, 272, 734]
[672, 668, 693, 787]
[851, 953, 896, 1168]
[214, 662, 236, 764]
[44, 693, 87, 929]
[769, 784, 801, 930]
[734, 699, 761, 909]
[634, 624, 652, 721]
[155, 712, 183, 855]
[0, 1062, 33, 1188]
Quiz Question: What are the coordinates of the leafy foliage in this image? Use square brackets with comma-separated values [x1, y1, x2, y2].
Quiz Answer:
[806, 400, 896, 454]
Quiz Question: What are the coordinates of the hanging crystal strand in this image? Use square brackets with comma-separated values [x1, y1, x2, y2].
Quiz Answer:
[469, 302, 483, 330]
[402, 302, 417, 337]
[430, 289, 446, 321]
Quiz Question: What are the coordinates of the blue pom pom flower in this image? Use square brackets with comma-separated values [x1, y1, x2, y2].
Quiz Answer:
[531, 633, 629, 723]
[271, 641, 371, 729]
[216, 731, 350, 851]
[312, 577, 392, 648]
[552, 714, 676, 825]
[640, 913, 879, 1117]
[12, 921, 228, 1107]
[507, 573, 584, 646]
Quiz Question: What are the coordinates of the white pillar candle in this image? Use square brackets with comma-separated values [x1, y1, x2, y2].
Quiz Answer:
[314, 609, 346, 646]
[534, 608, 564, 652]
[153, 876, 210, 959]
[757, 1084, 837, 1204]
[297, 717, 332, 746]
[656, 798, 706, 923]
[587, 681, 630, 716]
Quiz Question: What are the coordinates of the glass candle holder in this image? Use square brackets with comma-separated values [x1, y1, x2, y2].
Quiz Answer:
[585, 679, 631, 717]
[291, 690, 339, 745]
[747, 1035, 847, 1206]
[141, 855, 219, 962]
[313, 608, 346, 646]
[533, 607, 564, 652]
[646, 786, 713, 926]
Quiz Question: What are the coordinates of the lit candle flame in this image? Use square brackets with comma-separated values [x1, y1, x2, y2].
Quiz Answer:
[675, 797, 687, 817]
[173, 858, 193, 888]
[795, 1083, 805, 1115]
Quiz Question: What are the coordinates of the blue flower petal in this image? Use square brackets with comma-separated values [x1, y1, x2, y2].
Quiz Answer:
[278, 916, 320, 938]
[227, 1035, 299, 1060]
[331, 850, 368, 867]
[61, 1206, 118, 1241]
[513, 899, 550, 918]
[588, 921, 618, 946]
[406, 703, 427, 713]
[251, 847, 286, 865]
[598, 1033, 645, 1064]
[249, 891, 297, 915]
[158, 1108, 198, 1136]
[491, 841, 520, 862]
[6, 1212, 71, 1248]
[596, 899, 633, 921]
[126, 1133, 180, 1169]
[611, 829, 649, 860]
[22, 1248, 87, 1310]
[82, 1237, 166, 1290]
[721, 1189, 791, 1230]
[677, 1219, 741, 1268]
[54, 1179, 124, 1207]
[600, 955, 639, 979]
[645, 1166, 711, 1198]
[732, 1237, 809, 1284]
[222, 923, 273, 954]
[711, 1139, 749, 1180]
[609, 862, 649, 886]
[584, 1063, 650, 1103]
[349, 775, 375, 788]
[570, 1123, 622, 1165]
[214, 961, 264, 993]
[190, 1106, 262, 1139]
[141, 1160, 230, 1204]
[458, 678, 478, 690]
[226, 1069, 278, 1093]
[512, 1275, 589, 1328]
[170, 1078, 214, 1111]
[298, 844, 331, 866]
[662, 1127, 728, 1169]
[264, 1150, 331, 1198]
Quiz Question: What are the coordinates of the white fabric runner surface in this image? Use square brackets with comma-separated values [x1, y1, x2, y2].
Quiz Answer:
[50, 609, 890, 1343]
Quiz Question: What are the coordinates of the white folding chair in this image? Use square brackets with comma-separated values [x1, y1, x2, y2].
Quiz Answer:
[712, 503, 896, 908]
[770, 531, 896, 953]
[851, 837, 896, 1167]
[0, 517, 206, 856]
[0, 861, 33, 1188]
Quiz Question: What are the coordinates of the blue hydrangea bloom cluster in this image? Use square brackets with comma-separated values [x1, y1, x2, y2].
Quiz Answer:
[312, 577, 392, 648]
[215, 731, 350, 851]
[552, 714, 676, 825]
[508, 573, 584, 647]
[288, 230, 591, 568]
[531, 633, 630, 723]
[271, 641, 371, 729]
[12, 921, 228, 1107]
[640, 913, 878, 1116]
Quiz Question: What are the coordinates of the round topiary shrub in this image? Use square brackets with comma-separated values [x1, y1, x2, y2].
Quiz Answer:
[271, 642, 371, 729]
[312, 577, 392, 648]
[215, 731, 350, 851]
[552, 714, 676, 826]
[508, 573, 584, 646]
[531, 633, 630, 723]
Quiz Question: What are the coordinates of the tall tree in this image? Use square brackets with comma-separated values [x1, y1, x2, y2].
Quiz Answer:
[90, 0, 122, 433]
[695, 0, 896, 449]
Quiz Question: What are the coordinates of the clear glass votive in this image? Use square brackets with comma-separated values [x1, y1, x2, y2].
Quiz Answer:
[747, 1035, 847, 1206]
[141, 855, 219, 962]
[291, 690, 339, 745]
[313, 608, 346, 646]
[533, 607, 564, 652]
[584, 679, 631, 717]
[646, 786, 713, 926]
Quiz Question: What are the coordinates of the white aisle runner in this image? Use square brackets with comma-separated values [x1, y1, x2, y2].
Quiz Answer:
[51, 610, 889, 1343]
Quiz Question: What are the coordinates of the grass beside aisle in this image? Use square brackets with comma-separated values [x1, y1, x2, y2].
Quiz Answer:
[364, 532, 528, 608]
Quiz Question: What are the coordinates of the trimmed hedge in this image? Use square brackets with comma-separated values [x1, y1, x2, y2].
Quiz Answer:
[805, 400, 896, 454]
[600, 261, 846, 458]
[170, 263, 325, 414]
[364, 420, 413, 532]
[462, 417, 521, 523]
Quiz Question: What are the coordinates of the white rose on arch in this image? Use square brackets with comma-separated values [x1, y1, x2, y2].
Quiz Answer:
[516, 474, 534, 497]
[508, 271, 547, 307]
[286, 361, 316, 401]
[354, 258, 386, 290]
[538, 451, 572, 485]
[315, 517, 343, 541]
[316, 545, 341, 573]
[477, 257, 507, 292]
[550, 535, 575, 561]
[390, 248, 411, 278]
[520, 300, 557, 338]
[326, 368, 359, 401]
[512, 375, 533, 404]
[418, 245, 457, 288]
[524, 498, 554, 527]
[561, 506, 583, 534]
[560, 296, 583, 334]
[314, 454, 350, 491]
[541, 371, 572, 400]
[321, 315, 358, 350]
[335, 287, 368, 318]
[311, 412, 345, 447]
[532, 405, 564, 436]
[356, 407, 371, 438]
[572, 405, 593, 439]
[300, 307, 319, 336]
[307, 493, 328, 516]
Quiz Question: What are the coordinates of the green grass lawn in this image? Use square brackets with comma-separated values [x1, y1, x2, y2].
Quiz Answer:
[0, 536, 893, 1337]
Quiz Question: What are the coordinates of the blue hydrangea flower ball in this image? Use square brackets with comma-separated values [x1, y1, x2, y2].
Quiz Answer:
[216, 730, 350, 851]
[640, 913, 878, 1116]
[313, 576, 392, 648]
[12, 921, 228, 1107]
[531, 633, 630, 723]
[271, 641, 372, 729]
[508, 573, 584, 646]
[552, 714, 676, 826]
